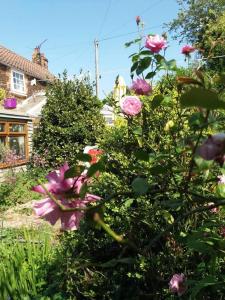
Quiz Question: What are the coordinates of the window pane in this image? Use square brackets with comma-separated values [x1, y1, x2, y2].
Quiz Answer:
[9, 124, 25, 132]
[0, 138, 6, 162]
[0, 124, 5, 132]
[13, 72, 25, 92]
[9, 136, 25, 159]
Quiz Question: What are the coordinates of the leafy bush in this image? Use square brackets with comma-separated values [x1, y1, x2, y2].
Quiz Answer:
[0, 168, 47, 210]
[37, 35, 225, 299]
[33, 72, 105, 167]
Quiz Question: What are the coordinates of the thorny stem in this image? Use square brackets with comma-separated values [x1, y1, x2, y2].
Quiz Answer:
[184, 109, 210, 190]
[94, 213, 138, 251]
[145, 198, 225, 251]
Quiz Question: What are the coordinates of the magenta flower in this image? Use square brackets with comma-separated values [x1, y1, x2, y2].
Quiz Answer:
[145, 34, 167, 53]
[131, 79, 152, 96]
[32, 163, 100, 230]
[169, 273, 187, 296]
[120, 96, 142, 116]
[197, 133, 225, 165]
[181, 45, 195, 56]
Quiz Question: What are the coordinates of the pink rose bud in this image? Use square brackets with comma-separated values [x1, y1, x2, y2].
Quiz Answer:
[181, 45, 195, 56]
[120, 96, 142, 116]
[169, 273, 187, 296]
[131, 78, 152, 95]
[145, 34, 167, 53]
[197, 133, 225, 165]
[136, 16, 141, 26]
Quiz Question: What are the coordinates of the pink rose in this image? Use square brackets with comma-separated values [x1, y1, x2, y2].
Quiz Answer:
[32, 162, 100, 230]
[131, 79, 152, 95]
[197, 133, 225, 165]
[145, 34, 167, 53]
[181, 45, 195, 55]
[169, 273, 187, 296]
[120, 96, 142, 116]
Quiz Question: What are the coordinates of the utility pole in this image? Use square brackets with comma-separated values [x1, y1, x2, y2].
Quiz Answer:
[94, 39, 100, 98]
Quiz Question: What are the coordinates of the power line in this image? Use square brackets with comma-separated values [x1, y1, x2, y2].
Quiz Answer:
[99, 24, 163, 42]
[98, 0, 112, 38]
[102, 0, 166, 38]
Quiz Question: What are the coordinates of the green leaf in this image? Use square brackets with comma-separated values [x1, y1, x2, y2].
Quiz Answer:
[194, 156, 213, 171]
[151, 95, 164, 109]
[161, 210, 174, 224]
[79, 182, 88, 198]
[139, 50, 152, 56]
[131, 177, 149, 195]
[136, 57, 152, 75]
[77, 153, 92, 162]
[133, 126, 142, 136]
[100, 257, 135, 268]
[64, 165, 85, 179]
[134, 150, 149, 161]
[180, 88, 225, 110]
[150, 164, 168, 175]
[87, 161, 104, 177]
[125, 38, 142, 48]
[145, 71, 156, 79]
[131, 61, 138, 73]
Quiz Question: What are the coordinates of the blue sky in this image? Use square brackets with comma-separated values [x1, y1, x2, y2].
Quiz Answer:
[0, 0, 186, 98]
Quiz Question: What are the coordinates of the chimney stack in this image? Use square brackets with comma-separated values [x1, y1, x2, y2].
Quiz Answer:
[32, 47, 48, 69]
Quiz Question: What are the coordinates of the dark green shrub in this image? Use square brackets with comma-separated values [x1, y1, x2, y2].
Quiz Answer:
[33, 72, 105, 167]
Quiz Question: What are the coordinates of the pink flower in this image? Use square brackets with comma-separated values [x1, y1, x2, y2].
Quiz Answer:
[131, 79, 152, 96]
[181, 45, 195, 56]
[120, 96, 142, 116]
[145, 34, 167, 53]
[208, 202, 219, 213]
[218, 174, 225, 184]
[169, 273, 187, 296]
[136, 16, 141, 26]
[32, 163, 100, 230]
[197, 133, 225, 165]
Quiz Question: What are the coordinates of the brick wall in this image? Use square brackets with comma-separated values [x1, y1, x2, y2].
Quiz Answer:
[0, 63, 47, 103]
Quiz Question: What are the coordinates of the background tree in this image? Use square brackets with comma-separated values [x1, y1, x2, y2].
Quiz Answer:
[168, 0, 225, 71]
[33, 72, 105, 167]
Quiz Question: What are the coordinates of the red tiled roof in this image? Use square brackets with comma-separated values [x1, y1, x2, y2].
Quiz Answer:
[0, 45, 54, 81]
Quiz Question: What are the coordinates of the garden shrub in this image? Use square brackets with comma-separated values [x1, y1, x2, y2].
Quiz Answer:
[0, 168, 47, 210]
[36, 37, 225, 298]
[33, 72, 105, 167]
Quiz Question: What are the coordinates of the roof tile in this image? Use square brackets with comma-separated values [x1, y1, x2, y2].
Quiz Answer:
[0, 45, 54, 81]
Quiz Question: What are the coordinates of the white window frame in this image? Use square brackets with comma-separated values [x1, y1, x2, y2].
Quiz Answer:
[11, 70, 26, 95]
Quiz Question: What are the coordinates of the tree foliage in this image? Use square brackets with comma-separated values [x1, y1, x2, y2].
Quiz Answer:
[33, 72, 105, 167]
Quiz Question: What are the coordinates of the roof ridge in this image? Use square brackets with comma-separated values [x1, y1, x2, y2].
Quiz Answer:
[0, 44, 54, 81]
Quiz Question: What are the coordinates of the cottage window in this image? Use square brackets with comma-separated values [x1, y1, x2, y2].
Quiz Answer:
[11, 70, 25, 94]
[0, 121, 28, 167]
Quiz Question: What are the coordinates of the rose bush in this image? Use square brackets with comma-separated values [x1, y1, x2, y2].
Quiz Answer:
[32, 31, 225, 299]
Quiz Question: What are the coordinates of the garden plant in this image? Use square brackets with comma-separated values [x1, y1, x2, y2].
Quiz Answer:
[30, 22, 225, 299]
